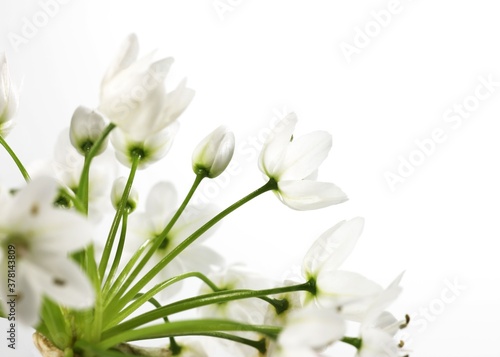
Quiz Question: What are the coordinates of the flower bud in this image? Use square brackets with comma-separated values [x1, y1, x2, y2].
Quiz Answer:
[192, 126, 235, 178]
[70, 106, 108, 155]
[0, 54, 19, 137]
[111, 177, 139, 212]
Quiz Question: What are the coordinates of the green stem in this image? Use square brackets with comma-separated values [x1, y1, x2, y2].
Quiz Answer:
[106, 272, 223, 329]
[98, 319, 280, 350]
[76, 123, 115, 213]
[137, 294, 180, 355]
[98, 153, 140, 279]
[195, 333, 267, 354]
[102, 210, 129, 297]
[110, 179, 277, 318]
[103, 239, 151, 305]
[104, 174, 204, 312]
[102, 280, 314, 339]
[0, 135, 30, 181]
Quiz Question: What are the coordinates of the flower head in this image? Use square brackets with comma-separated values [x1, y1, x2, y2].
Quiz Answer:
[357, 273, 409, 357]
[0, 177, 95, 325]
[111, 177, 139, 212]
[99, 34, 194, 167]
[69, 106, 108, 156]
[302, 218, 382, 318]
[192, 126, 235, 178]
[0, 54, 19, 137]
[258, 113, 347, 210]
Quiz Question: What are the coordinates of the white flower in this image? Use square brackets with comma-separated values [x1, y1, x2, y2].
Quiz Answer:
[111, 177, 139, 212]
[126, 181, 222, 298]
[0, 54, 19, 137]
[302, 218, 382, 318]
[270, 305, 345, 357]
[99, 34, 194, 167]
[258, 113, 347, 210]
[111, 121, 179, 169]
[357, 274, 408, 357]
[192, 126, 235, 178]
[29, 129, 117, 220]
[69, 106, 108, 156]
[0, 177, 95, 326]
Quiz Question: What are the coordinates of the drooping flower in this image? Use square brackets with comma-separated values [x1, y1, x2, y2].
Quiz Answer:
[111, 121, 179, 169]
[302, 218, 382, 318]
[69, 106, 108, 156]
[99, 34, 194, 168]
[0, 54, 19, 137]
[258, 113, 347, 210]
[192, 126, 235, 178]
[0, 177, 95, 326]
[126, 181, 222, 298]
[111, 177, 139, 212]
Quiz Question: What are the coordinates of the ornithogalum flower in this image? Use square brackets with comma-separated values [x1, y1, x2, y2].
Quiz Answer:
[0, 54, 18, 137]
[111, 177, 139, 212]
[258, 113, 347, 210]
[302, 218, 382, 318]
[99, 34, 194, 167]
[192, 126, 235, 178]
[357, 274, 409, 357]
[0, 177, 95, 325]
[69, 106, 108, 156]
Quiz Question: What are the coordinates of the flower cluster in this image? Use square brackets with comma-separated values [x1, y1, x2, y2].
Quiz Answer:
[0, 35, 409, 357]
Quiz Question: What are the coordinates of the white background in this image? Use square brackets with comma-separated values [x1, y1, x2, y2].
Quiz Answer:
[1, 1, 500, 356]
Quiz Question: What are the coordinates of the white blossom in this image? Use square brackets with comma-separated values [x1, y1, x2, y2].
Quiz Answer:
[69, 106, 108, 156]
[110, 177, 139, 212]
[0, 177, 95, 326]
[258, 113, 347, 210]
[99, 34, 194, 167]
[302, 218, 382, 318]
[192, 126, 235, 178]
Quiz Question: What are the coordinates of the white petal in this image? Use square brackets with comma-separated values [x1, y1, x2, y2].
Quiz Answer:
[277, 180, 348, 210]
[30, 208, 92, 254]
[17, 274, 43, 326]
[29, 255, 95, 309]
[101, 33, 139, 84]
[146, 181, 177, 217]
[160, 78, 195, 124]
[258, 113, 297, 177]
[8, 177, 58, 223]
[279, 306, 345, 349]
[303, 218, 364, 277]
[363, 273, 404, 325]
[141, 123, 179, 167]
[359, 328, 399, 357]
[279, 131, 332, 180]
[316, 271, 382, 315]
